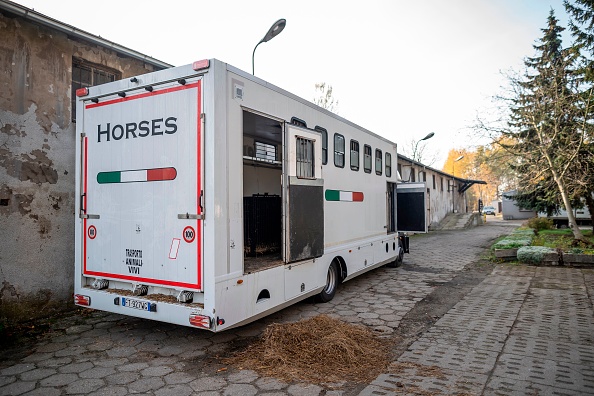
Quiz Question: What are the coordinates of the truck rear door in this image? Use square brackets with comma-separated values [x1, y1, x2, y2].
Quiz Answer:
[396, 182, 427, 233]
[80, 78, 204, 291]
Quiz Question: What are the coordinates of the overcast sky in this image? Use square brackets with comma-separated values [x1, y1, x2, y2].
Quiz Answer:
[14, 0, 570, 167]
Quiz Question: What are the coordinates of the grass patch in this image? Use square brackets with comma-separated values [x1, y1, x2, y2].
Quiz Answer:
[532, 229, 594, 251]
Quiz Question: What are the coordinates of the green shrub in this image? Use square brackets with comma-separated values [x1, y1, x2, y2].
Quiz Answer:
[517, 246, 556, 264]
[526, 217, 554, 231]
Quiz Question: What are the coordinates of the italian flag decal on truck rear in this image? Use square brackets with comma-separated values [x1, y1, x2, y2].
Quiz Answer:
[325, 189, 364, 202]
[97, 167, 177, 184]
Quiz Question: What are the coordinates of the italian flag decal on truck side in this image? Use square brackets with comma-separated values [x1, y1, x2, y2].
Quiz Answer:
[325, 189, 364, 202]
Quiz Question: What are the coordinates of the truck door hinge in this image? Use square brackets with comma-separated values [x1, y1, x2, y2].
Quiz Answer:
[178, 213, 204, 220]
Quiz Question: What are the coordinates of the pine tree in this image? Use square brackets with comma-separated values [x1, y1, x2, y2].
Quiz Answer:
[502, 10, 591, 242]
[565, 0, 594, 229]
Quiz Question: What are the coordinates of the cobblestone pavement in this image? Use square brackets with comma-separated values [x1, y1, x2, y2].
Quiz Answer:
[2, 220, 593, 395]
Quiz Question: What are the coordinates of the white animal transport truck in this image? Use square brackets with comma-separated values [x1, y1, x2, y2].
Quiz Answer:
[74, 59, 426, 331]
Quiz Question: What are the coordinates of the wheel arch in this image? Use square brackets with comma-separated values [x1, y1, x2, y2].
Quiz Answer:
[332, 256, 347, 283]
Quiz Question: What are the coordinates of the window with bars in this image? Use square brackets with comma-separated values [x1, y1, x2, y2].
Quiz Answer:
[385, 153, 392, 177]
[375, 149, 382, 175]
[350, 140, 360, 171]
[255, 141, 277, 162]
[334, 134, 345, 168]
[315, 126, 328, 165]
[364, 145, 372, 173]
[296, 137, 315, 178]
[71, 58, 119, 121]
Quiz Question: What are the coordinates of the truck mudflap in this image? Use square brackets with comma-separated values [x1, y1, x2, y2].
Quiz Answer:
[80, 78, 204, 292]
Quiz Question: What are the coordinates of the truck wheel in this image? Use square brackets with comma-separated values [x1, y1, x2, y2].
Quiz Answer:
[316, 261, 339, 303]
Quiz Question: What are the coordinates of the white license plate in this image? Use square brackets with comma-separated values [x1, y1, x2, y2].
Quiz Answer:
[122, 297, 150, 311]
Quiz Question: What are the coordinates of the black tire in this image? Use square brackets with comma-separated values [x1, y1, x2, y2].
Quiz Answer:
[387, 243, 404, 268]
[316, 261, 339, 303]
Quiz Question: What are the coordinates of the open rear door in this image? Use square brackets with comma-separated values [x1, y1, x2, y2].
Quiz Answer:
[284, 124, 324, 263]
[396, 182, 427, 233]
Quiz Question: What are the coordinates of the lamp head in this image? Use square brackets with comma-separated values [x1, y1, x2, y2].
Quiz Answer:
[261, 19, 286, 43]
[421, 132, 435, 141]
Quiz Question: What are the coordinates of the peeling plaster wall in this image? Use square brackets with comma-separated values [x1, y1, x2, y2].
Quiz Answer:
[0, 10, 164, 321]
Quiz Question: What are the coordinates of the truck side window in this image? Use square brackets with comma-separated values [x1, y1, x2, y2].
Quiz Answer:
[364, 145, 372, 173]
[350, 140, 360, 171]
[334, 134, 345, 168]
[375, 149, 383, 175]
[385, 152, 391, 177]
[296, 137, 315, 178]
[315, 126, 328, 165]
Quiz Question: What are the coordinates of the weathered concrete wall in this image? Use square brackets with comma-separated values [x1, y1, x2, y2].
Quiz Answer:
[0, 10, 163, 322]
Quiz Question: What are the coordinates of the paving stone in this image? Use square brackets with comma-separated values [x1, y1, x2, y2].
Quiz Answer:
[39, 373, 78, 387]
[492, 353, 594, 393]
[19, 368, 56, 381]
[400, 342, 499, 374]
[254, 377, 287, 390]
[503, 335, 594, 365]
[227, 369, 258, 383]
[0, 375, 16, 388]
[95, 358, 129, 368]
[65, 324, 93, 334]
[140, 365, 174, 377]
[87, 385, 129, 396]
[128, 376, 165, 393]
[222, 383, 257, 396]
[417, 326, 508, 352]
[163, 371, 194, 385]
[362, 367, 488, 396]
[58, 361, 94, 374]
[286, 383, 323, 396]
[105, 347, 136, 358]
[433, 311, 516, 334]
[53, 346, 86, 358]
[117, 362, 149, 372]
[105, 371, 140, 385]
[189, 376, 227, 392]
[21, 353, 53, 363]
[485, 375, 582, 396]
[65, 378, 105, 394]
[21, 387, 61, 396]
[36, 357, 72, 368]
[0, 380, 36, 395]
[154, 384, 194, 396]
[34, 342, 68, 353]
[1, 364, 35, 376]
[79, 366, 116, 379]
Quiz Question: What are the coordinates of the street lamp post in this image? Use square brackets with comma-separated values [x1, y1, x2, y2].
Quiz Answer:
[412, 132, 435, 162]
[452, 155, 464, 213]
[252, 19, 286, 75]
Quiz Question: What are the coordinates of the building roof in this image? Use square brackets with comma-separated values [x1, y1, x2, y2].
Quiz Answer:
[397, 153, 487, 191]
[0, 0, 173, 70]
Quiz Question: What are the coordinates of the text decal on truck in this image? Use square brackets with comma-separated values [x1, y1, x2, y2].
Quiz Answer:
[97, 117, 177, 142]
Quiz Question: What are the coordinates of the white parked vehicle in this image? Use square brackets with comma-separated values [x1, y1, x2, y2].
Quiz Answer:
[74, 59, 426, 331]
